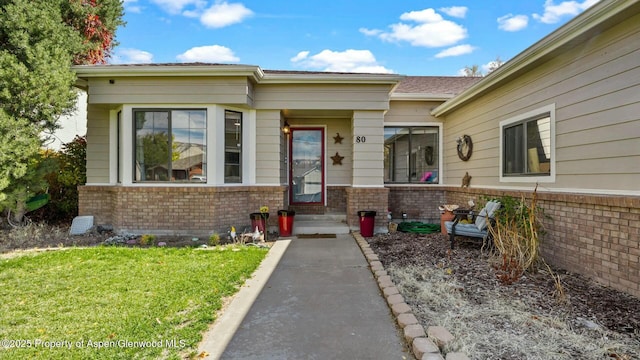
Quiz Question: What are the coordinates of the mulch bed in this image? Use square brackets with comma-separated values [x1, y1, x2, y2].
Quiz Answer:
[366, 231, 640, 359]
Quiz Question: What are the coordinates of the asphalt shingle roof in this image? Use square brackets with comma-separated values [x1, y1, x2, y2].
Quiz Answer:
[394, 76, 482, 95]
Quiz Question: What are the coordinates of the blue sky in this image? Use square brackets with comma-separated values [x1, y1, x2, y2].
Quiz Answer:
[113, 0, 601, 76]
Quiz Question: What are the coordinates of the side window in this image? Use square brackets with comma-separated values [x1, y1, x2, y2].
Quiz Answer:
[224, 110, 242, 183]
[500, 104, 555, 182]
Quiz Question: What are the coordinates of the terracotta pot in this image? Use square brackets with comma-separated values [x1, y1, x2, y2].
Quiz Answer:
[440, 210, 455, 235]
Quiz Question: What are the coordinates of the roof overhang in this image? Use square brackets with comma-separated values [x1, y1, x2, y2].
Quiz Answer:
[432, 0, 640, 117]
[72, 64, 265, 83]
[260, 72, 404, 85]
[390, 93, 455, 102]
[72, 64, 405, 87]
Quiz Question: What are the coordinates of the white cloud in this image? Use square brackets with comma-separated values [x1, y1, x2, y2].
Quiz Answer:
[533, 0, 601, 24]
[200, 1, 253, 28]
[400, 8, 443, 23]
[359, 27, 382, 36]
[435, 44, 476, 58]
[376, 8, 467, 48]
[110, 48, 154, 64]
[149, 0, 206, 15]
[439, 6, 468, 18]
[123, 0, 142, 13]
[290, 51, 310, 62]
[497, 14, 529, 31]
[291, 49, 394, 74]
[147, 0, 253, 28]
[176, 45, 240, 63]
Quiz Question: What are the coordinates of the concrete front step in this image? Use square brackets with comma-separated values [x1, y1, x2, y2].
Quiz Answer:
[292, 213, 350, 235]
[294, 214, 347, 222]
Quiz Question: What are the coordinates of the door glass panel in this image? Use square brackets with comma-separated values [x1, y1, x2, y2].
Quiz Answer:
[291, 129, 323, 204]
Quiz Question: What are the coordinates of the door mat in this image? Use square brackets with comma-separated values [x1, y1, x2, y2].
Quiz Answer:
[295, 234, 337, 239]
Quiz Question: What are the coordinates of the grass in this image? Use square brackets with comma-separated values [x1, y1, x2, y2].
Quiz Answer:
[0, 246, 268, 359]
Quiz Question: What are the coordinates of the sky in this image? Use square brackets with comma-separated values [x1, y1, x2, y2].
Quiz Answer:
[112, 0, 602, 76]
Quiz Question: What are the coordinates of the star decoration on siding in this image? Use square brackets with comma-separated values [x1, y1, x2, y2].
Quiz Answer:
[333, 132, 344, 144]
[331, 152, 344, 165]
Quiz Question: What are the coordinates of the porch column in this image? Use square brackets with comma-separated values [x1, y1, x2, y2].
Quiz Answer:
[347, 110, 388, 233]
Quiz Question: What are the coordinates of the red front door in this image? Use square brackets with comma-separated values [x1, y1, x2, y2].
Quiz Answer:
[289, 128, 324, 205]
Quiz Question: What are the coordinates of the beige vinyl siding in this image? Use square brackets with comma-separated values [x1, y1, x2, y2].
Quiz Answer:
[86, 77, 251, 105]
[385, 101, 443, 123]
[254, 84, 392, 111]
[85, 104, 111, 184]
[352, 110, 385, 186]
[325, 119, 353, 186]
[441, 12, 640, 192]
[255, 110, 282, 185]
[279, 112, 287, 185]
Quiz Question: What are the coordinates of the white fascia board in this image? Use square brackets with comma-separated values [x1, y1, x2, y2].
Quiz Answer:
[390, 93, 454, 101]
[260, 72, 404, 85]
[72, 64, 264, 82]
[432, 0, 637, 117]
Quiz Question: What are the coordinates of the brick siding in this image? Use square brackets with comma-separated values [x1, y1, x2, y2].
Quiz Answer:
[79, 185, 286, 236]
[327, 186, 347, 213]
[346, 187, 389, 231]
[388, 186, 446, 222]
[445, 187, 640, 298]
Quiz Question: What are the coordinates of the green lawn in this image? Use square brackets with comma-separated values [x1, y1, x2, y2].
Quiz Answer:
[0, 246, 268, 359]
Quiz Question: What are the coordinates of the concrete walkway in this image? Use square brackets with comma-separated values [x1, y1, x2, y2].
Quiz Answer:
[200, 234, 411, 359]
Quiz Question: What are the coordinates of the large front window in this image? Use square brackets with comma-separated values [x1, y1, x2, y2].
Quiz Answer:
[384, 126, 439, 183]
[501, 107, 553, 178]
[134, 109, 206, 182]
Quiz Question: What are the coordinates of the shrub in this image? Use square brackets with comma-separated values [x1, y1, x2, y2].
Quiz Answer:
[32, 136, 86, 224]
[209, 233, 221, 246]
[140, 234, 156, 246]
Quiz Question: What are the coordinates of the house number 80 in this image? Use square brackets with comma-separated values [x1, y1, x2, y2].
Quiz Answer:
[355, 136, 366, 143]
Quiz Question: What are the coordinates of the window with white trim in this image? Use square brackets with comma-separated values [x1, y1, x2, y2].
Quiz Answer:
[384, 126, 439, 183]
[134, 109, 207, 182]
[224, 110, 242, 183]
[500, 105, 554, 181]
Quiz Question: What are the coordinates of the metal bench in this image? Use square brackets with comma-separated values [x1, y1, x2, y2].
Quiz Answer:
[444, 200, 501, 249]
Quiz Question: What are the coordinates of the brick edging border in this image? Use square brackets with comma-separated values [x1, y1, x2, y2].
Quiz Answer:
[352, 232, 470, 360]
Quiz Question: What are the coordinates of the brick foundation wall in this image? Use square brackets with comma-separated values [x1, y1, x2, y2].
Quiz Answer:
[444, 187, 640, 298]
[78, 186, 116, 226]
[79, 185, 286, 236]
[387, 186, 445, 223]
[327, 186, 347, 213]
[346, 187, 389, 232]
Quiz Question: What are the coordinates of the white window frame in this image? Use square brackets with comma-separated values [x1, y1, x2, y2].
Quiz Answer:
[214, 106, 256, 186]
[499, 104, 556, 183]
[116, 105, 255, 186]
[383, 122, 443, 185]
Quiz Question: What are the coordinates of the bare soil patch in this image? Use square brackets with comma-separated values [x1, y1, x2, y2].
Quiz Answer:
[367, 231, 640, 360]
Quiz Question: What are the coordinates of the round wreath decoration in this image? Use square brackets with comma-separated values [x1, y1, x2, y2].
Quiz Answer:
[456, 135, 473, 161]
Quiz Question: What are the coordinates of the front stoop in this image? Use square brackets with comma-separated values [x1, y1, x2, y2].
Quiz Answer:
[352, 232, 471, 360]
[292, 214, 350, 235]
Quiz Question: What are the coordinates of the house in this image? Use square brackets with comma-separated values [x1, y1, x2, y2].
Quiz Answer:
[73, 0, 640, 297]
